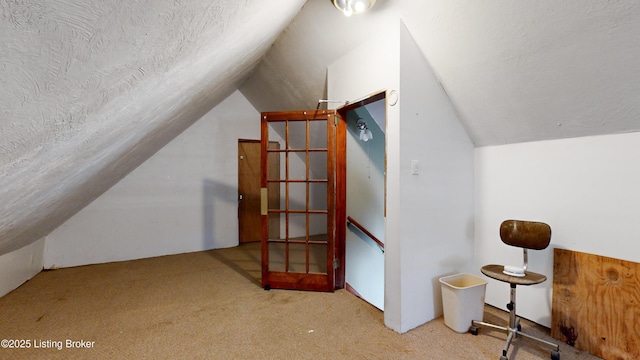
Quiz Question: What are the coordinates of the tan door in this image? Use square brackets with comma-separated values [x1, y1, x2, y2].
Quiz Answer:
[261, 110, 336, 292]
[239, 140, 280, 243]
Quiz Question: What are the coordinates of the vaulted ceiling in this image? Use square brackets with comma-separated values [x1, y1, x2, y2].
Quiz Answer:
[243, 0, 640, 145]
[1, 0, 639, 255]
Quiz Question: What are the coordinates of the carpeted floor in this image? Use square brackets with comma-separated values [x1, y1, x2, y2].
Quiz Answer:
[0, 243, 600, 359]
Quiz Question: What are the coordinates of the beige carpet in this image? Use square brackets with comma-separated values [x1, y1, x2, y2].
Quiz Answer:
[0, 243, 600, 359]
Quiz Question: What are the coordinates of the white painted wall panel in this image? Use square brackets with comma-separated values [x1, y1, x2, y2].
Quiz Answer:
[397, 23, 475, 333]
[0, 239, 44, 298]
[44, 91, 259, 268]
[475, 132, 640, 327]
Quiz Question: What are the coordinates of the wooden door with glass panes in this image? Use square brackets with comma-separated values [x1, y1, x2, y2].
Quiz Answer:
[260, 110, 336, 291]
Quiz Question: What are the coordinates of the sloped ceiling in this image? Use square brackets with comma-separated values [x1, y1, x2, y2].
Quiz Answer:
[0, 0, 306, 255]
[2, 0, 639, 256]
[242, 0, 640, 145]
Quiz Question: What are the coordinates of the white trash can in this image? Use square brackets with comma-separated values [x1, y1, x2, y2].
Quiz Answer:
[439, 273, 487, 333]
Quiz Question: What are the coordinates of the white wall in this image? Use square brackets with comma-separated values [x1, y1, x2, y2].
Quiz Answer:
[328, 13, 401, 329]
[329, 19, 475, 333]
[475, 131, 640, 327]
[397, 23, 475, 332]
[44, 91, 260, 268]
[0, 238, 44, 297]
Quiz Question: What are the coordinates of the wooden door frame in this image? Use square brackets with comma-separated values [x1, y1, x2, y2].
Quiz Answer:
[335, 91, 387, 289]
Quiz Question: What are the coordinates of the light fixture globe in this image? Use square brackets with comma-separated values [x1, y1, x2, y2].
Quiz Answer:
[356, 118, 373, 141]
[332, 0, 376, 17]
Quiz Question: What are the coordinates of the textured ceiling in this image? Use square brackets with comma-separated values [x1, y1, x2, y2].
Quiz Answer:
[0, 0, 305, 255]
[242, 0, 640, 146]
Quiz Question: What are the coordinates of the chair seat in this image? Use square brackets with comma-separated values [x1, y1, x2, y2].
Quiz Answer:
[481, 264, 547, 285]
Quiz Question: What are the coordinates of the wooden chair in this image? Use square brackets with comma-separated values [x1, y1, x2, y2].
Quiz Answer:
[470, 220, 560, 360]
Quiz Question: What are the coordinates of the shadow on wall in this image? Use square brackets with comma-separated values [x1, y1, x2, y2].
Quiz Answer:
[203, 179, 237, 249]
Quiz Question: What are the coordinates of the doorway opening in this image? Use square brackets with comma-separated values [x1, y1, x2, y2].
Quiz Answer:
[235, 91, 387, 299]
[336, 91, 387, 310]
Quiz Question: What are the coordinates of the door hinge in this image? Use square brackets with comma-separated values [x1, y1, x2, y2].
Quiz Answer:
[333, 258, 340, 269]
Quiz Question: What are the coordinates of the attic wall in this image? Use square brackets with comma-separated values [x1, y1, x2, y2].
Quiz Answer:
[0, 0, 306, 256]
[475, 131, 640, 327]
[44, 91, 260, 268]
[0, 238, 44, 298]
[397, 23, 475, 333]
[328, 19, 475, 334]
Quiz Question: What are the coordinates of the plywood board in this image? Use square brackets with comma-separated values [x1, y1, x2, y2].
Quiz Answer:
[552, 249, 640, 359]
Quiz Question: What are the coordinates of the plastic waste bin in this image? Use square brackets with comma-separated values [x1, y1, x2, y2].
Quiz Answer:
[439, 273, 487, 333]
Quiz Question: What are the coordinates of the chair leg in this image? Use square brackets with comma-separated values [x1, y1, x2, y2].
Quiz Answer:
[508, 284, 517, 330]
[470, 284, 561, 360]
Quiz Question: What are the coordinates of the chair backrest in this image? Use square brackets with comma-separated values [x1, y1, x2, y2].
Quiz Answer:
[500, 220, 551, 250]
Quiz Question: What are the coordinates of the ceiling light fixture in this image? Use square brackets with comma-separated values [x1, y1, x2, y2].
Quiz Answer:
[356, 119, 373, 142]
[331, 0, 376, 17]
